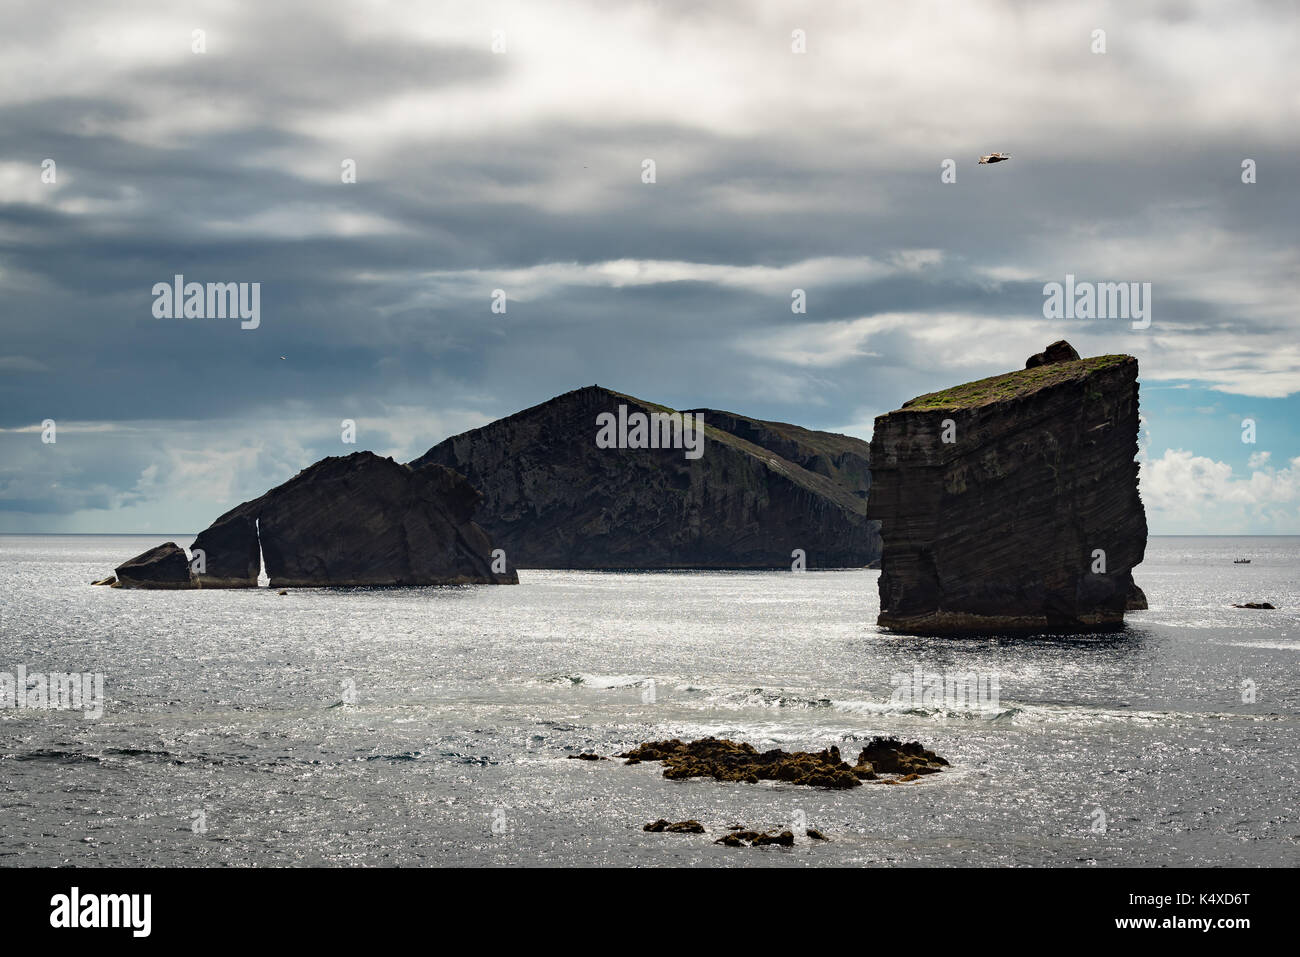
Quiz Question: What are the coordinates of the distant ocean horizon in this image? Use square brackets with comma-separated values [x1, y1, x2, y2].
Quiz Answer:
[2, 533, 1296, 866]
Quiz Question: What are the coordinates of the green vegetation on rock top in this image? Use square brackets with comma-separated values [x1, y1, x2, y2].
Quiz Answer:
[900, 355, 1133, 411]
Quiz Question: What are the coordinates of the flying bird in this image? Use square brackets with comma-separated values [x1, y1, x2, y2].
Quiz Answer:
[978, 152, 1011, 165]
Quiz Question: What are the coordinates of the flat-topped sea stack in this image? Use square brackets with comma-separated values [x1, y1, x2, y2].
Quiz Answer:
[865, 342, 1147, 634]
[109, 452, 517, 589]
[411, 385, 879, 568]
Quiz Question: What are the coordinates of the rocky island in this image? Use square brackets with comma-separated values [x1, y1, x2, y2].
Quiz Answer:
[866, 341, 1147, 634]
[411, 385, 879, 568]
[112, 452, 516, 588]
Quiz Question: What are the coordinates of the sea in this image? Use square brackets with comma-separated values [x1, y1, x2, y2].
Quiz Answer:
[1, 534, 1296, 867]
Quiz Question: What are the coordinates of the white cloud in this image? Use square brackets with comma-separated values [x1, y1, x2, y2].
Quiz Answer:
[356, 254, 916, 309]
[1141, 448, 1300, 532]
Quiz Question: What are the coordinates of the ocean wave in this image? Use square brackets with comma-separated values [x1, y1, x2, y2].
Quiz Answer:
[537, 673, 654, 690]
[704, 688, 835, 710]
[3, 748, 101, 764]
[364, 750, 423, 762]
[683, 686, 1014, 720]
[679, 686, 1273, 726]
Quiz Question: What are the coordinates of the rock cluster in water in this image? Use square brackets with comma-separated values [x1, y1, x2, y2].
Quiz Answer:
[643, 819, 705, 833]
[619, 736, 947, 788]
[866, 342, 1148, 634]
[713, 825, 829, 847]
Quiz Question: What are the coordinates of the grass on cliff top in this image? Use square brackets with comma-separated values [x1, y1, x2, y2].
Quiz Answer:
[901, 354, 1132, 411]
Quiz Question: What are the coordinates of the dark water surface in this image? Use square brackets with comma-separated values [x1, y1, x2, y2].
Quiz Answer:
[1, 535, 1296, 866]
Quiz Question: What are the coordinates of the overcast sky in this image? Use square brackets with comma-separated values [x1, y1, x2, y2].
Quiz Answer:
[1, 0, 1297, 535]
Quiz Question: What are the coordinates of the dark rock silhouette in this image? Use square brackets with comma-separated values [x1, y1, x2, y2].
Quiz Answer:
[1025, 339, 1081, 367]
[1233, 601, 1275, 609]
[188, 512, 260, 588]
[185, 452, 516, 587]
[114, 542, 193, 589]
[867, 343, 1147, 634]
[411, 385, 879, 568]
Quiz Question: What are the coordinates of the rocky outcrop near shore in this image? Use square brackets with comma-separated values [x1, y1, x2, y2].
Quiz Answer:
[410, 385, 879, 568]
[190, 452, 516, 587]
[866, 342, 1147, 634]
[113, 542, 194, 589]
[108, 453, 516, 589]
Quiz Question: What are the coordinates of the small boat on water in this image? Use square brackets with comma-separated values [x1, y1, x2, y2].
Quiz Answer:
[1233, 558, 1251, 564]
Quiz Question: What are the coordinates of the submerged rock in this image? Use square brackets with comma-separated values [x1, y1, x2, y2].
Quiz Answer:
[643, 819, 705, 833]
[854, 737, 949, 776]
[411, 385, 879, 568]
[114, 542, 194, 589]
[619, 736, 947, 788]
[714, 828, 800, 847]
[866, 344, 1147, 634]
[1233, 601, 1276, 609]
[186, 451, 515, 588]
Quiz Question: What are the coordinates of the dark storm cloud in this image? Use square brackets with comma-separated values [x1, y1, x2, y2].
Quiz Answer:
[0, 0, 1296, 531]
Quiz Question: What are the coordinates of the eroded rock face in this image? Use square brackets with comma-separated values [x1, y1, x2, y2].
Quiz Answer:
[411, 385, 879, 568]
[189, 512, 260, 588]
[114, 542, 194, 589]
[188, 452, 516, 587]
[866, 344, 1147, 634]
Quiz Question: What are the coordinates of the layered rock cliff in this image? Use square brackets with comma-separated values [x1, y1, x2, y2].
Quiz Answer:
[112, 452, 516, 588]
[865, 343, 1146, 634]
[411, 385, 879, 568]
